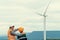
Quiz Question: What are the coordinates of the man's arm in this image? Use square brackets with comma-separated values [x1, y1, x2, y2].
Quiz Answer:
[11, 29, 23, 36]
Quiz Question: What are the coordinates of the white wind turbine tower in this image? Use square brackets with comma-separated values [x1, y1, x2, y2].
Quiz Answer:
[35, 0, 52, 40]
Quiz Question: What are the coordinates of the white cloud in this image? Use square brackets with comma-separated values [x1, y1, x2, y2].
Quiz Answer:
[47, 0, 60, 13]
[0, 0, 60, 35]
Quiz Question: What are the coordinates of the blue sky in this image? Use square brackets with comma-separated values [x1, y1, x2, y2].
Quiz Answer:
[0, 0, 60, 35]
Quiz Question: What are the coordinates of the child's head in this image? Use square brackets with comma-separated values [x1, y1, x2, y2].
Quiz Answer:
[18, 26, 24, 33]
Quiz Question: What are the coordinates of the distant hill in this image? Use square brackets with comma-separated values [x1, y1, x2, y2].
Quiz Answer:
[0, 31, 60, 40]
[47, 31, 60, 38]
[0, 36, 7, 40]
[27, 31, 43, 40]
[27, 31, 60, 40]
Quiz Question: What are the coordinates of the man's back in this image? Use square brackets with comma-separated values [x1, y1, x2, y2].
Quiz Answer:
[7, 29, 15, 40]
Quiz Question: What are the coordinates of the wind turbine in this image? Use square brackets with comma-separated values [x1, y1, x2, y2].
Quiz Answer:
[35, 0, 51, 40]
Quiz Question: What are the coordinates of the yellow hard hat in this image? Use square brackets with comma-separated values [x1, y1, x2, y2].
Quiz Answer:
[18, 27, 24, 33]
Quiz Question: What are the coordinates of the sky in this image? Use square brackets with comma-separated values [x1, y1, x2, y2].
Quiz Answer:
[0, 0, 60, 35]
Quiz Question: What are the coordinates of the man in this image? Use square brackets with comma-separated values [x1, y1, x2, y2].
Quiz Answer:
[7, 26, 15, 40]
[11, 27, 27, 40]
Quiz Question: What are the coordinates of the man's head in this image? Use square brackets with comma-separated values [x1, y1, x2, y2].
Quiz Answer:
[10, 25, 15, 30]
[18, 27, 24, 33]
[9, 27, 12, 29]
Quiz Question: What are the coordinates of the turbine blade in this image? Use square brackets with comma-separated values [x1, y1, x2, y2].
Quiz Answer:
[35, 12, 43, 16]
[44, 0, 52, 15]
